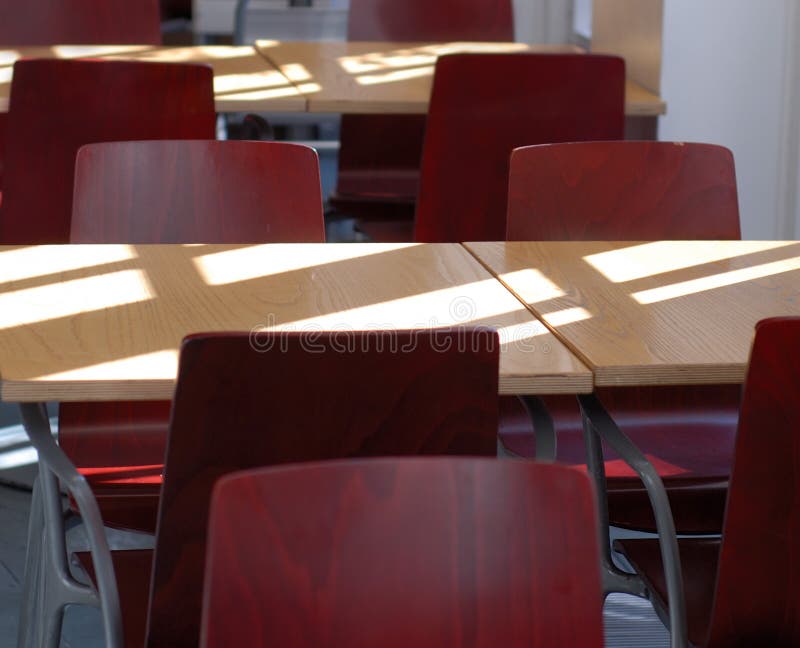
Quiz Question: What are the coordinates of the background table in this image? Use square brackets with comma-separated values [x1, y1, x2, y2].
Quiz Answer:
[0, 45, 305, 113]
[255, 40, 667, 118]
[466, 240, 800, 385]
[0, 243, 591, 401]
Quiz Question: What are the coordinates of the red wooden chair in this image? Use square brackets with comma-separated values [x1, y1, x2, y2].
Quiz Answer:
[615, 316, 800, 647]
[332, 0, 513, 238]
[78, 329, 500, 647]
[0, 59, 216, 244]
[200, 458, 604, 648]
[413, 53, 626, 242]
[0, 0, 161, 215]
[503, 141, 741, 534]
[61, 140, 325, 533]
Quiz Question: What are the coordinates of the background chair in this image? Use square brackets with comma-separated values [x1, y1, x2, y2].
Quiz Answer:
[615, 316, 800, 647]
[0, 59, 216, 244]
[331, 0, 514, 237]
[201, 458, 605, 648]
[61, 140, 325, 534]
[413, 53, 626, 243]
[78, 329, 500, 647]
[503, 141, 741, 534]
[0, 0, 161, 215]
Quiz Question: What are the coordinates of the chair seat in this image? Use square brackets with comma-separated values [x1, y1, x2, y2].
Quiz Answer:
[355, 217, 415, 243]
[614, 537, 720, 648]
[60, 401, 169, 533]
[75, 548, 152, 648]
[499, 390, 738, 533]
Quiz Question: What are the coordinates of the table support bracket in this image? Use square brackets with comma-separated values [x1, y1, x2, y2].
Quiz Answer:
[17, 403, 122, 648]
[578, 393, 688, 648]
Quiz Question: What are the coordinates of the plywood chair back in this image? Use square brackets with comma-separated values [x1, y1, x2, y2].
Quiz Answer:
[147, 329, 500, 647]
[0, 0, 161, 45]
[71, 140, 325, 243]
[0, 59, 215, 243]
[507, 141, 741, 240]
[335, 0, 514, 219]
[201, 458, 604, 648]
[706, 317, 800, 647]
[414, 53, 625, 242]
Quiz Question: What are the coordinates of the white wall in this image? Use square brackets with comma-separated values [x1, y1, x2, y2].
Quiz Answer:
[659, 0, 800, 239]
[514, 0, 573, 44]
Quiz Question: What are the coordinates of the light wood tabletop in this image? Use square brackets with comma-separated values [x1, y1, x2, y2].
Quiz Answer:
[255, 40, 667, 116]
[466, 240, 800, 386]
[0, 243, 591, 402]
[0, 45, 305, 113]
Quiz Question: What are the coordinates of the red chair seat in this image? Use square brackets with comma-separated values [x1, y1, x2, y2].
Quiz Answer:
[75, 549, 151, 648]
[500, 388, 738, 533]
[60, 400, 169, 533]
[614, 537, 720, 648]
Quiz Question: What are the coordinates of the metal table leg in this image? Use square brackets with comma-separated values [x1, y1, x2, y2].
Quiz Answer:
[577, 393, 688, 648]
[518, 395, 557, 462]
[17, 403, 122, 648]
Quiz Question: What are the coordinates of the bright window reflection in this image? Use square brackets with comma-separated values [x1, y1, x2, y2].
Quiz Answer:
[193, 243, 420, 286]
[539, 306, 592, 326]
[0, 245, 136, 284]
[0, 269, 153, 329]
[499, 268, 565, 303]
[35, 350, 178, 381]
[584, 241, 795, 283]
[632, 255, 800, 304]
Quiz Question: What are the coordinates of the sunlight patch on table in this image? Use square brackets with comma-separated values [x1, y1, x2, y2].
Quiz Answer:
[0, 269, 153, 328]
[0, 245, 136, 284]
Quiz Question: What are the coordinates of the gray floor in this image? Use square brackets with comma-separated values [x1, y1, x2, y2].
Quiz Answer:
[0, 403, 669, 647]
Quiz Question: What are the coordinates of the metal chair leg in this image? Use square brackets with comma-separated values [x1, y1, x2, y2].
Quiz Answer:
[17, 477, 43, 648]
[578, 393, 688, 648]
[19, 403, 123, 648]
[518, 395, 557, 462]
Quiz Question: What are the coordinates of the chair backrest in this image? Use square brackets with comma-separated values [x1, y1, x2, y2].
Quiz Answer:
[507, 141, 741, 240]
[706, 317, 800, 647]
[336, 0, 514, 208]
[200, 458, 604, 648]
[413, 53, 625, 242]
[71, 140, 325, 243]
[347, 0, 513, 41]
[0, 59, 216, 244]
[0, 0, 161, 45]
[146, 329, 500, 647]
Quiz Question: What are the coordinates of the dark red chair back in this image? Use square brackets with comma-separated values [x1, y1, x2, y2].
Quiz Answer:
[0, 59, 215, 244]
[348, 0, 513, 41]
[201, 458, 604, 648]
[335, 0, 514, 212]
[507, 141, 741, 240]
[0, 0, 161, 45]
[147, 330, 500, 647]
[706, 317, 800, 647]
[413, 53, 625, 242]
[71, 140, 325, 243]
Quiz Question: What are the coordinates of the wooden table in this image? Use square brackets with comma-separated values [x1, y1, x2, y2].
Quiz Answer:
[0, 243, 591, 401]
[466, 240, 800, 386]
[255, 40, 667, 118]
[0, 45, 305, 113]
[466, 238, 800, 648]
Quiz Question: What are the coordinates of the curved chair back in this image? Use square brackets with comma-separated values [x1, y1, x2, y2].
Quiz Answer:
[147, 329, 500, 647]
[414, 54, 625, 242]
[0, 0, 160, 45]
[707, 317, 800, 647]
[71, 140, 325, 243]
[201, 458, 604, 648]
[0, 59, 215, 243]
[507, 141, 740, 240]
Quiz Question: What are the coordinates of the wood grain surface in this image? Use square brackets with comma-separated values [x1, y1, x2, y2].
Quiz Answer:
[0, 243, 591, 401]
[466, 240, 800, 386]
[255, 40, 666, 115]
